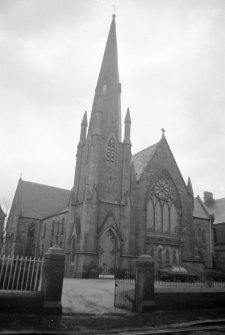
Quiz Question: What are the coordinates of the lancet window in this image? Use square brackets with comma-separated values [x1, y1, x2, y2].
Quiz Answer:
[146, 176, 179, 234]
[27, 222, 35, 238]
[71, 237, 76, 262]
[107, 138, 115, 162]
[165, 249, 170, 267]
[42, 222, 46, 238]
[173, 249, 178, 265]
[150, 247, 154, 259]
[158, 249, 162, 267]
[25, 222, 35, 256]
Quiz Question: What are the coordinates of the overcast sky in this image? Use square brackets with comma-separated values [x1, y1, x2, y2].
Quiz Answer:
[0, 0, 225, 210]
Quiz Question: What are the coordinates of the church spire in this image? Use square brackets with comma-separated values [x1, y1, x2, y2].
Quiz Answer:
[88, 15, 121, 141]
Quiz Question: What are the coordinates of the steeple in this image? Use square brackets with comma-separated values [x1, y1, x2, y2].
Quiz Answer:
[88, 15, 121, 141]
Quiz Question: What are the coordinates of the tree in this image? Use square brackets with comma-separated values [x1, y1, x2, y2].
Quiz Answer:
[0, 197, 11, 253]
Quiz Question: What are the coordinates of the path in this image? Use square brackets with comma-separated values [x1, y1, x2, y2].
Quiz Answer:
[62, 278, 126, 314]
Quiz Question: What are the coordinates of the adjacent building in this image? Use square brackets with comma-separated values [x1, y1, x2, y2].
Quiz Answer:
[203, 192, 225, 272]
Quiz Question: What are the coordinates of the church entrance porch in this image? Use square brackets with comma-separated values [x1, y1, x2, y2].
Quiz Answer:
[99, 229, 117, 275]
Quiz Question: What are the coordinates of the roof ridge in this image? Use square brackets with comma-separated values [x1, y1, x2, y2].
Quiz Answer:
[132, 142, 159, 157]
[214, 197, 225, 202]
[21, 179, 70, 192]
[42, 206, 69, 220]
[159, 134, 189, 193]
[195, 195, 211, 218]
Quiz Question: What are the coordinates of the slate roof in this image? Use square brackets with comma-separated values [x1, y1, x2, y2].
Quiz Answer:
[132, 143, 159, 180]
[204, 198, 225, 224]
[19, 179, 70, 219]
[193, 196, 210, 219]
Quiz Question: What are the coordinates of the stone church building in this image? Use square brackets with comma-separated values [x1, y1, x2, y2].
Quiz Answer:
[5, 16, 220, 277]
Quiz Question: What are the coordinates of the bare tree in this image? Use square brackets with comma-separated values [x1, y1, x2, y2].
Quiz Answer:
[0, 197, 11, 252]
[0, 197, 10, 216]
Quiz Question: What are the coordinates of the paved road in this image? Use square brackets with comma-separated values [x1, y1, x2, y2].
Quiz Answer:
[62, 278, 126, 314]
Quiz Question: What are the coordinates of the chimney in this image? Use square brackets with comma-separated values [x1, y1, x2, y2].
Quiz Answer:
[204, 191, 214, 205]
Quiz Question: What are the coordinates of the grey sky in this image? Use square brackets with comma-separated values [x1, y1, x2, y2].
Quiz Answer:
[1, 0, 225, 209]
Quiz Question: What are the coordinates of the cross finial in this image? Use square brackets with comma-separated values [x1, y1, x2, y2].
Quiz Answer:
[112, 4, 116, 16]
[161, 128, 165, 136]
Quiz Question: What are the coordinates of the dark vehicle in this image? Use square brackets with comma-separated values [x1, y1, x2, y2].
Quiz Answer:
[158, 266, 198, 282]
[203, 268, 225, 282]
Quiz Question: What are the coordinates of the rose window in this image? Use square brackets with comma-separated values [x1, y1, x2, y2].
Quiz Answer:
[154, 178, 170, 199]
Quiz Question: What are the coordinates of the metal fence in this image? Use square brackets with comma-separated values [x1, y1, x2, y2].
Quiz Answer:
[155, 279, 225, 288]
[114, 268, 136, 311]
[0, 255, 44, 291]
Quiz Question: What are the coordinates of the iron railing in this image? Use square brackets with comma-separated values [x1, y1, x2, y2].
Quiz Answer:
[155, 279, 225, 288]
[0, 255, 44, 291]
[114, 268, 136, 311]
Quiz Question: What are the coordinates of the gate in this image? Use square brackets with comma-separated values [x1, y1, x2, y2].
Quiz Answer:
[114, 268, 136, 311]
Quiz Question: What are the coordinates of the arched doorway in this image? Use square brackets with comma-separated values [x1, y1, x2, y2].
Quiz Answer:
[99, 229, 117, 274]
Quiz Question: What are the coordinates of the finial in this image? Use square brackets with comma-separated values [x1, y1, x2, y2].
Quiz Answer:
[161, 128, 165, 136]
[81, 110, 88, 127]
[20, 173, 22, 179]
[125, 107, 131, 123]
[112, 4, 116, 18]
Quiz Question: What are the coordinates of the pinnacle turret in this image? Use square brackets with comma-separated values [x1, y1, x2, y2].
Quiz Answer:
[187, 176, 193, 195]
[79, 111, 88, 146]
[125, 107, 131, 124]
[123, 107, 131, 144]
[81, 111, 88, 127]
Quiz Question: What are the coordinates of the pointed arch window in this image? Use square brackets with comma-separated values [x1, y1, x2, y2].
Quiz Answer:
[25, 222, 35, 257]
[158, 249, 162, 268]
[150, 247, 154, 259]
[51, 221, 56, 237]
[165, 249, 170, 267]
[147, 199, 154, 232]
[170, 204, 178, 233]
[173, 249, 177, 266]
[42, 222, 46, 239]
[146, 176, 180, 235]
[155, 202, 162, 232]
[71, 237, 76, 262]
[202, 229, 206, 245]
[27, 222, 35, 238]
[163, 204, 169, 233]
[107, 138, 115, 162]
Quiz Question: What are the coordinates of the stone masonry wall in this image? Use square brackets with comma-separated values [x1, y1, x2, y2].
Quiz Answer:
[17, 217, 40, 256]
[134, 138, 194, 267]
[40, 211, 68, 257]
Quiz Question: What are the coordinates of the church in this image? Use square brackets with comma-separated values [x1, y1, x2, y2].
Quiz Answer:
[5, 15, 221, 278]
